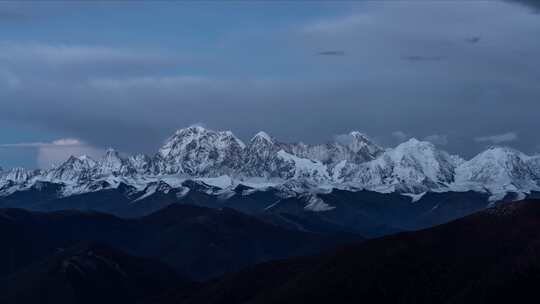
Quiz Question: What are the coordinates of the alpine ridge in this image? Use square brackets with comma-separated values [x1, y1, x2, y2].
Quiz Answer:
[1, 126, 539, 204]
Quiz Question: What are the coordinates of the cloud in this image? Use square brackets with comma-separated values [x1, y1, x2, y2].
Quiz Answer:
[0, 138, 83, 148]
[302, 14, 374, 35]
[506, 0, 540, 12]
[392, 131, 409, 142]
[424, 134, 448, 146]
[465, 36, 481, 44]
[401, 56, 443, 62]
[475, 132, 518, 144]
[1, 0, 540, 164]
[0, 138, 104, 168]
[318, 50, 346, 56]
[0, 41, 172, 66]
[88, 76, 210, 90]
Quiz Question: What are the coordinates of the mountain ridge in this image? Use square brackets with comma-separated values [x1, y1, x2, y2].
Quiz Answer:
[156, 199, 540, 304]
[1, 126, 539, 202]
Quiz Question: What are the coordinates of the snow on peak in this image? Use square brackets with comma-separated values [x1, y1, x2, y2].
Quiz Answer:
[484, 145, 522, 156]
[64, 155, 96, 168]
[175, 125, 207, 135]
[347, 131, 383, 156]
[349, 131, 367, 138]
[1, 127, 539, 201]
[218, 130, 246, 149]
[298, 132, 382, 169]
[161, 126, 245, 156]
[276, 150, 330, 182]
[158, 126, 245, 176]
[348, 131, 375, 146]
[48, 154, 97, 181]
[251, 131, 273, 144]
[93, 148, 132, 177]
[388, 138, 458, 176]
[398, 137, 426, 148]
[453, 145, 537, 195]
[337, 137, 462, 193]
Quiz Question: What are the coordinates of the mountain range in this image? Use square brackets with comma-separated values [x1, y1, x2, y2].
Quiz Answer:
[1, 126, 539, 203]
[0, 204, 359, 281]
[4, 199, 540, 304]
[156, 199, 540, 304]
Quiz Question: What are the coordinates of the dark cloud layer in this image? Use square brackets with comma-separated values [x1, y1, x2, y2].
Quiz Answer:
[401, 55, 443, 62]
[508, 0, 540, 12]
[0, 3, 28, 21]
[318, 50, 346, 56]
[1, 0, 540, 168]
[464, 36, 481, 44]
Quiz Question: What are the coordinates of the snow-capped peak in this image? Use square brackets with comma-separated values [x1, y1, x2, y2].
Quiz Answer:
[63, 155, 96, 168]
[349, 131, 367, 138]
[173, 125, 206, 136]
[93, 148, 132, 177]
[157, 126, 245, 176]
[47, 155, 96, 181]
[346, 131, 383, 157]
[348, 131, 373, 146]
[386, 137, 462, 182]
[337, 137, 462, 193]
[160, 126, 245, 157]
[397, 137, 423, 148]
[251, 131, 273, 144]
[453, 146, 538, 196]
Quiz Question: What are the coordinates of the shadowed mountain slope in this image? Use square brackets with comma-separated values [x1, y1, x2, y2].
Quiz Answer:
[0, 204, 362, 280]
[0, 242, 194, 304]
[160, 199, 540, 304]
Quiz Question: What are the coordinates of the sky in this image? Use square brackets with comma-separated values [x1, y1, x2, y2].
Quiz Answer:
[0, 0, 539, 169]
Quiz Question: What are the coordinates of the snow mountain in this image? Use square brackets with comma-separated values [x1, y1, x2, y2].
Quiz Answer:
[157, 126, 246, 176]
[452, 147, 540, 200]
[335, 138, 463, 193]
[1, 126, 539, 202]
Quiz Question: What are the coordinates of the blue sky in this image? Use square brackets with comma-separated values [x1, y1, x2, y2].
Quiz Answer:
[1, 1, 539, 168]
